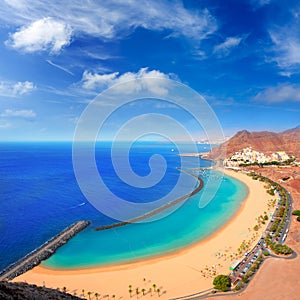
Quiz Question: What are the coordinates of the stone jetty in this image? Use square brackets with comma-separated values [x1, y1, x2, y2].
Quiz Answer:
[0, 220, 90, 281]
[95, 168, 204, 231]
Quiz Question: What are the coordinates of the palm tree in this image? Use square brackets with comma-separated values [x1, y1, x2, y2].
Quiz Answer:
[112, 295, 116, 300]
[149, 287, 152, 296]
[157, 288, 160, 297]
[142, 288, 145, 296]
[152, 284, 156, 292]
[82, 289, 85, 297]
[87, 291, 92, 300]
[95, 292, 99, 300]
[129, 288, 133, 298]
[63, 286, 67, 293]
[136, 288, 140, 298]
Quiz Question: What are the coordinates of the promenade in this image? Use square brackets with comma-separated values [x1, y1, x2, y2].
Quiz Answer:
[0, 220, 90, 281]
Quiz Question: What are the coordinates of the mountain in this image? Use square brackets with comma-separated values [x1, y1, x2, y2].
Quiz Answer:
[208, 126, 300, 160]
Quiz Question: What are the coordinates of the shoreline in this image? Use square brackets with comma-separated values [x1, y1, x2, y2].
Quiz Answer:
[13, 170, 272, 299]
[37, 170, 247, 273]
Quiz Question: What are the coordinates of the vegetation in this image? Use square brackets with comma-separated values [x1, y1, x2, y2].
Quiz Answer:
[263, 250, 270, 256]
[271, 243, 293, 255]
[292, 210, 300, 216]
[213, 275, 231, 292]
[234, 282, 244, 291]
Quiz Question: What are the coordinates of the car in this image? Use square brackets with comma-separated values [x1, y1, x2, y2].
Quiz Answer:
[245, 251, 250, 256]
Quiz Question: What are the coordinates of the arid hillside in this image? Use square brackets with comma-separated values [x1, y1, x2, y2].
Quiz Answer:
[208, 126, 300, 160]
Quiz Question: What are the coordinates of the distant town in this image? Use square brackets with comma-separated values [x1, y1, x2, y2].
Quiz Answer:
[224, 147, 297, 168]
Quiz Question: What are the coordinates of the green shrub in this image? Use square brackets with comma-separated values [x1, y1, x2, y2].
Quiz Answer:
[292, 210, 300, 216]
[263, 251, 270, 256]
[213, 275, 231, 292]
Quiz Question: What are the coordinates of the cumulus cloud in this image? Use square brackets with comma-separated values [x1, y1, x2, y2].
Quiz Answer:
[2, 1, 217, 48]
[0, 80, 35, 97]
[254, 84, 300, 103]
[82, 71, 120, 90]
[1, 109, 37, 119]
[213, 36, 242, 57]
[6, 17, 72, 53]
[80, 68, 173, 96]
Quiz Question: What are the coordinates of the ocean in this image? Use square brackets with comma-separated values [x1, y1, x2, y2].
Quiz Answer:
[0, 142, 248, 271]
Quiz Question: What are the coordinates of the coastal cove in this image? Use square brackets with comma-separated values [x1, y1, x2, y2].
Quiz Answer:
[0, 142, 272, 298]
[40, 170, 247, 269]
[14, 170, 272, 299]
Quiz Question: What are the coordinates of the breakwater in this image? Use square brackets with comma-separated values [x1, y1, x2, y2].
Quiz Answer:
[0, 220, 90, 281]
[95, 168, 204, 231]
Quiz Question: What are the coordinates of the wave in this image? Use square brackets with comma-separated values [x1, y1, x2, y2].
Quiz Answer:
[69, 202, 86, 209]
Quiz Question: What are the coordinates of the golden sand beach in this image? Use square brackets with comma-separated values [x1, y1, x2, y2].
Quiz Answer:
[14, 170, 274, 299]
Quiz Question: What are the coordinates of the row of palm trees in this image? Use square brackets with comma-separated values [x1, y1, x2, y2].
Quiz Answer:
[128, 283, 161, 298]
[59, 286, 114, 300]
[58, 278, 164, 299]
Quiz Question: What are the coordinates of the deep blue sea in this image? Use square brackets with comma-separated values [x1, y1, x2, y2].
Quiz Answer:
[0, 142, 247, 271]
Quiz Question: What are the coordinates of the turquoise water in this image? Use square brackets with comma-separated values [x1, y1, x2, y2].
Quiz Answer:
[43, 171, 248, 269]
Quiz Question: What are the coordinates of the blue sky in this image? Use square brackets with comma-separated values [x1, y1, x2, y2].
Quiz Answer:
[0, 0, 299, 141]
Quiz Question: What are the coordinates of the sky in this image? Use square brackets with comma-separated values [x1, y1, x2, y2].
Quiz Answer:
[0, 0, 299, 142]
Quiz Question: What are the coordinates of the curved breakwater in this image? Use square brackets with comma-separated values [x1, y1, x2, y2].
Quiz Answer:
[94, 168, 204, 231]
[0, 221, 90, 281]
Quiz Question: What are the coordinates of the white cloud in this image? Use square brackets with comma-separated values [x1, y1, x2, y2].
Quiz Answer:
[80, 68, 173, 96]
[1, 109, 37, 119]
[0, 122, 11, 129]
[2, 1, 217, 48]
[254, 84, 300, 103]
[267, 9, 300, 73]
[250, 0, 271, 9]
[46, 60, 74, 75]
[6, 17, 72, 53]
[213, 36, 242, 57]
[81, 71, 119, 90]
[0, 80, 35, 97]
[269, 29, 300, 69]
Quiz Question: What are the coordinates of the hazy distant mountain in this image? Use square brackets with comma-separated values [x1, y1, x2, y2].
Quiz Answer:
[208, 125, 300, 160]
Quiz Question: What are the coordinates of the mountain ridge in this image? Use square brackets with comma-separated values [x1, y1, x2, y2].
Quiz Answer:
[208, 126, 300, 160]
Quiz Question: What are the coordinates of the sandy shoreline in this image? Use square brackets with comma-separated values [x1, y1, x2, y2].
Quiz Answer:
[13, 170, 273, 299]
